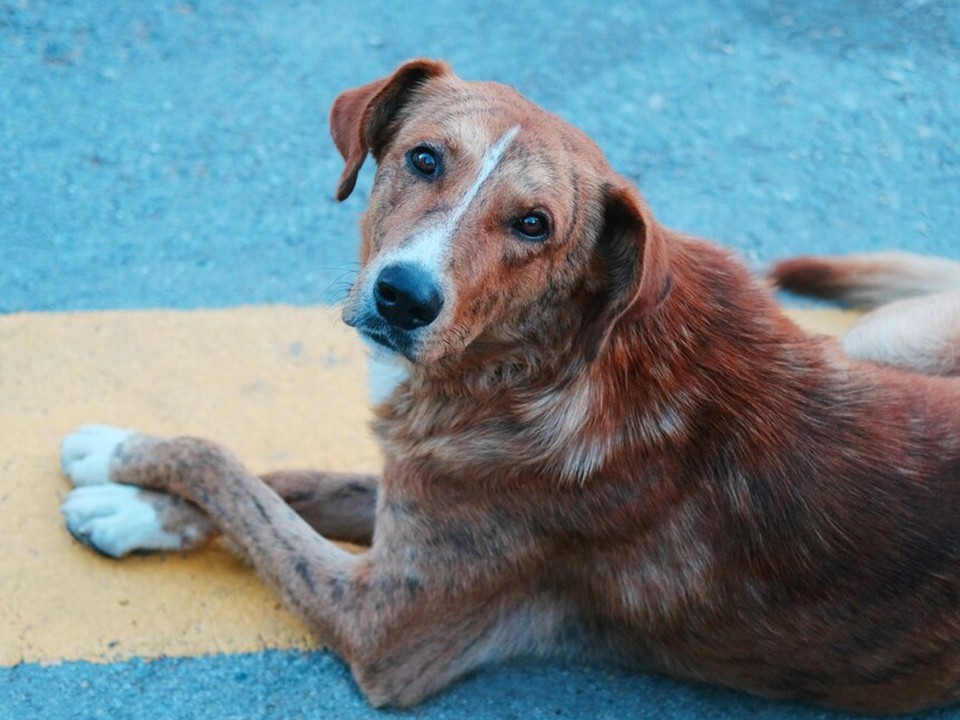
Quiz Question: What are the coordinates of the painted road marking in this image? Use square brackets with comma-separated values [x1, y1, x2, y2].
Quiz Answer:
[0, 306, 858, 665]
[1, 307, 379, 665]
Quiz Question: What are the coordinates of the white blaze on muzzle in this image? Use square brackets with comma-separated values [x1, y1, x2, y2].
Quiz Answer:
[373, 125, 522, 282]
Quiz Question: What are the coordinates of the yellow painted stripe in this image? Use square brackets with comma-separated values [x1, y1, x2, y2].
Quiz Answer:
[1, 307, 380, 666]
[0, 306, 859, 666]
[786, 307, 862, 336]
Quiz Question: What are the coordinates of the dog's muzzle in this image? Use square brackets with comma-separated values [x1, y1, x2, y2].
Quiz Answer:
[374, 263, 444, 330]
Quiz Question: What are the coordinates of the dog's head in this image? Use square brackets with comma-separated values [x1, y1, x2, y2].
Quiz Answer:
[331, 59, 670, 367]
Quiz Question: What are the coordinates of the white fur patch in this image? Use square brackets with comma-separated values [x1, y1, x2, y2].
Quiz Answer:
[519, 378, 689, 484]
[61, 484, 185, 558]
[367, 350, 410, 404]
[619, 503, 713, 621]
[371, 125, 522, 280]
[521, 380, 612, 483]
[61, 425, 136, 486]
[842, 289, 960, 375]
[451, 125, 522, 225]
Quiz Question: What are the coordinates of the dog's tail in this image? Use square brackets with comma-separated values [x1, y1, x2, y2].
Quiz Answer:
[770, 252, 960, 309]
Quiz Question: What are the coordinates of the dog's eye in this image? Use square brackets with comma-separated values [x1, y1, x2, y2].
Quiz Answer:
[511, 212, 550, 242]
[408, 146, 439, 177]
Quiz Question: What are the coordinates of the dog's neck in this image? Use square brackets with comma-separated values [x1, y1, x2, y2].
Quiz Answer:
[411, 302, 595, 397]
[397, 235, 798, 407]
[375, 235, 826, 486]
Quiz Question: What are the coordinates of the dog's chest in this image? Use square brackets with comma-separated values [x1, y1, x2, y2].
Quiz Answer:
[372, 380, 730, 631]
[374, 380, 621, 483]
[375, 375, 691, 489]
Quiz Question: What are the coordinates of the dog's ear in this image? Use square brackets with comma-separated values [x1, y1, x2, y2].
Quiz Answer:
[330, 59, 451, 201]
[586, 181, 672, 360]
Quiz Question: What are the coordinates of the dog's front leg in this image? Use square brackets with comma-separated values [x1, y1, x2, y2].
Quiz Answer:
[65, 429, 368, 648]
[61, 426, 378, 556]
[59, 426, 561, 706]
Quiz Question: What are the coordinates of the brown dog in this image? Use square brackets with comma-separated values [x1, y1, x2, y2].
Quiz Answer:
[60, 59, 960, 714]
[772, 252, 960, 377]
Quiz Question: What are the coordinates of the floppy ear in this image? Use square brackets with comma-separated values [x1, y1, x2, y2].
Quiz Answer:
[586, 182, 672, 360]
[330, 59, 451, 201]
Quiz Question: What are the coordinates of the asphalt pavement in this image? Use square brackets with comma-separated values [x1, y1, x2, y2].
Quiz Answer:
[3, 1, 960, 718]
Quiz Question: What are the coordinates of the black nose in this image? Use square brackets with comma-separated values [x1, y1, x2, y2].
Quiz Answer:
[374, 263, 444, 330]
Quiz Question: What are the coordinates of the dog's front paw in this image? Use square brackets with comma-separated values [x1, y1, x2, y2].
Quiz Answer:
[61, 485, 189, 558]
[61, 424, 137, 486]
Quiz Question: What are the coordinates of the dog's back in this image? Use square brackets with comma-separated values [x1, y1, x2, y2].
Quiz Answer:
[772, 252, 960, 376]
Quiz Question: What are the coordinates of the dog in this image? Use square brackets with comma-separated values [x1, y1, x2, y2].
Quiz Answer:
[772, 252, 960, 377]
[60, 59, 960, 714]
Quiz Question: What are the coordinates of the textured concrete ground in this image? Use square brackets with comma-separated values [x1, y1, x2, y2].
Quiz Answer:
[2, 0, 960, 718]
[3, 0, 959, 314]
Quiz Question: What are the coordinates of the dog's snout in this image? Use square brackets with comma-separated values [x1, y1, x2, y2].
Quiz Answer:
[374, 264, 444, 330]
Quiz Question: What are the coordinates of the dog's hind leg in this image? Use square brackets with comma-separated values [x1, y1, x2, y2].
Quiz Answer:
[258, 470, 377, 544]
[839, 291, 960, 376]
[61, 426, 378, 556]
[771, 254, 960, 375]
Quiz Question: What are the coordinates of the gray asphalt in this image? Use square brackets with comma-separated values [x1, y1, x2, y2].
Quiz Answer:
[3, 0, 958, 313]
[10, 652, 960, 720]
[4, 1, 960, 719]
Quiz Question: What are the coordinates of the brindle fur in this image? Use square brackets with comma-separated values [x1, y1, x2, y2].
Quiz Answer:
[64, 60, 960, 714]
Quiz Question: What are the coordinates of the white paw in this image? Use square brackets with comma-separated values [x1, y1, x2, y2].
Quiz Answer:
[61, 485, 185, 558]
[61, 424, 136, 487]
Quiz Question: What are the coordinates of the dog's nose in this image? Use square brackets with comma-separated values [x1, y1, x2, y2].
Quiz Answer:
[374, 263, 444, 330]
